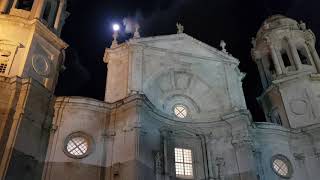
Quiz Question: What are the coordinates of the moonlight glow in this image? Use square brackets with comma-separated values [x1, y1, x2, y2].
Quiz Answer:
[113, 24, 120, 31]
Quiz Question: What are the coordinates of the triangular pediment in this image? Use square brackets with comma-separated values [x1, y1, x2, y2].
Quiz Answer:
[129, 33, 238, 64]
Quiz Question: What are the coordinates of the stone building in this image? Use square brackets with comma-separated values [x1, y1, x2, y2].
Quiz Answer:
[0, 1, 320, 180]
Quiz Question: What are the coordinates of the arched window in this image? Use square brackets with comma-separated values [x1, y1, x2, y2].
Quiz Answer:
[297, 47, 312, 65]
[281, 50, 291, 67]
[16, 0, 34, 11]
[64, 132, 94, 159]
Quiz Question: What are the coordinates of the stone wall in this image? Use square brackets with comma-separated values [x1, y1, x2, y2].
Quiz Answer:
[0, 76, 55, 180]
[251, 123, 320, 180]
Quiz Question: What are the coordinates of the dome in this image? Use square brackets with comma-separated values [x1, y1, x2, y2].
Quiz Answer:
[257, 15, 299, 38]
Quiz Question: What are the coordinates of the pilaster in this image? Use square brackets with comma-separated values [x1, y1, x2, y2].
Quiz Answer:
[269, 45, 282, 75]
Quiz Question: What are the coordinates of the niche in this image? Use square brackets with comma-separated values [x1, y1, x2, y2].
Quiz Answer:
[16, 0, 34, 11]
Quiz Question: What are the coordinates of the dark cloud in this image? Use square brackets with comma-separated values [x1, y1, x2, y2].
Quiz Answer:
[55, 48, 91, 96]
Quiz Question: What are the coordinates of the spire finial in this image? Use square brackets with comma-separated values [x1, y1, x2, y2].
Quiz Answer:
[176, 23, 184, 34]
[111, 31, 119, 48]
[133, 23, 140, 39]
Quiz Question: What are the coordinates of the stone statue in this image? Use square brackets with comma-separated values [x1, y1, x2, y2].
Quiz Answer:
[263, 21, 270, 30]
[251, 37, 256, 48]
[176, 23, 184, 34]
[299, 20, 307, 31]
[154, 151, 163, 174]
[220, 40, 227, 53]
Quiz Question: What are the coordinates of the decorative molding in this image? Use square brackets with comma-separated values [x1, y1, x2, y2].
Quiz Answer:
[293, 153, 305, 161]
[289, 99, 308, 115]
[32, 54, 52, 77]
[215, 156, 225, 180]
[154, 151, 164, 174]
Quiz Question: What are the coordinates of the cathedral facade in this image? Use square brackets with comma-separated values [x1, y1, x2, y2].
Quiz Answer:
[0, 1, 320, 180]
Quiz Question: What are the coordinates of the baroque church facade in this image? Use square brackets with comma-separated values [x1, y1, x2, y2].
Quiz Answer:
[1, 1, 320, 180]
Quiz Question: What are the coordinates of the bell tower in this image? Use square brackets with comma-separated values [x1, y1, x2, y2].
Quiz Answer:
[252, 15, 320, 128]
[0, 0, 68, 179]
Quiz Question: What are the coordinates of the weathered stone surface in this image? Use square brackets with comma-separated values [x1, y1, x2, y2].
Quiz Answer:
[2, 11, 320, 180]
[0, 2, 68, 180]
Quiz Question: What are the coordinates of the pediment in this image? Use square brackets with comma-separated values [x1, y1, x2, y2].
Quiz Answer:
[130, 33, 238, 64]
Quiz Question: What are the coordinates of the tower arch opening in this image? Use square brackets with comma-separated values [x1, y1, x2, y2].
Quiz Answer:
[15, 0, 34, 11]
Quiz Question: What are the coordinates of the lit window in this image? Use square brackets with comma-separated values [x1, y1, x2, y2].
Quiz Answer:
[174, 105, 188, 119]
[271, 155, 293, 178]
[67, 137, 88, 156]
[64, 132, 93, 158]
[175, 148, 193, 178]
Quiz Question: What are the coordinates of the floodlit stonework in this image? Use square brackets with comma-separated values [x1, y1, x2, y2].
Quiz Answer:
[0, 1, 320, 180]
[0, 0, 68, 180]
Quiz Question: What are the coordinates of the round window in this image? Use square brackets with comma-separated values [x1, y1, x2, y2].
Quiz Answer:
[271, 155, 293, 178]
[174, 104, 188, 119]
[64, 132, 93, 159]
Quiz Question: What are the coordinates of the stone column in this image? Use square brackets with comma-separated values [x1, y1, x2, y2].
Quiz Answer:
[0, 0, 10, 13]
[256, 59, 268, 89]
[54, 0, 65, 29]
[161, 130, 171, 180]
[288, 39, 302, 70]
[200, 135, 215, 179]
[269, 45, 283, 75]
[307, 41, 320, 73]
[35, 0, 45, 19]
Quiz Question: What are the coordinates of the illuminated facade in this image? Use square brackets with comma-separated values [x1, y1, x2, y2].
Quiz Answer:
[0, 1, 320, 179]
[0, 0, 68, 179]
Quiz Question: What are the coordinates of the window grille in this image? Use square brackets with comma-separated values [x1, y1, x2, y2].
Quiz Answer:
[175, 148, 193, 178]
[0, 63, 8, 74]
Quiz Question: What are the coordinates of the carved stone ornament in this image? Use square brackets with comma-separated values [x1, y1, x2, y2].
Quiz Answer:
[0, 49, 11, 62]
[32, 54, 51, 77]
[289, 99, 308, 115]
[154, 151, 163, 174]
[299, 21, 307, 31]
[220, 40, 227, 53]
[176, 23, 184, 34]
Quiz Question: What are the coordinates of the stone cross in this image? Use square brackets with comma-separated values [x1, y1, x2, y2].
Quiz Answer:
[220, 40, 227, 53]
[176, 23, 184, 34]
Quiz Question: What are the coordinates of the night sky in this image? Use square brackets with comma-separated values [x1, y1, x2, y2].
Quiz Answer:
[55, 0, 320, 122]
